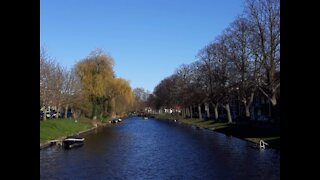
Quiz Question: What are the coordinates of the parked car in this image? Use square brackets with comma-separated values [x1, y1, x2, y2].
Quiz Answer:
[46, 111, 51, 118]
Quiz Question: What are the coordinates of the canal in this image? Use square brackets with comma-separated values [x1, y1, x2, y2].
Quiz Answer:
[40, 117, 280, 180]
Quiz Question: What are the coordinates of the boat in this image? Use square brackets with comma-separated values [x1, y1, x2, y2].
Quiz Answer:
[110, 118, 122, 123]
[63, 135, 85, 149]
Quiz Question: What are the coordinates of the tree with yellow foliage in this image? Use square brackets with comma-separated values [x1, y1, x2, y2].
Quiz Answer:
[75, 49, 134, 120]
[112, 78, 134, 116]
[75, 49, 114, 119]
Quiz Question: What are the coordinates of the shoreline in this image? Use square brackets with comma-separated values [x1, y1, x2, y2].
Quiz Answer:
[40, 116, 279, 150]
[40, 117, 126, 150]
[154, 116, 280, 150]
[40, 126, 98, 150]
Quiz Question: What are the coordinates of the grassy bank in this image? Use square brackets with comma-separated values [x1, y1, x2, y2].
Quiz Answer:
[40, 118, 94, 144]
[155, 114, 280, 149]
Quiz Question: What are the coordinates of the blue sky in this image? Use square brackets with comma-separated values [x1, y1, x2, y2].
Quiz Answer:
[40, 0, 245, 92]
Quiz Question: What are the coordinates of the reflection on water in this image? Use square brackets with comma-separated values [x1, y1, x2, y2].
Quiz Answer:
[40, 117, 280, 180]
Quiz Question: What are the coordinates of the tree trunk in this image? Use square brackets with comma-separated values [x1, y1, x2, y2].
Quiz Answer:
[73, 109, 78, 120]
[214, 104, 219, 120]
[112, 98, 116, 118]
[259, 87, 277, 107]
[243, 92, 254, 119]
[245, 105, 250, 117]
[225, 104, 232, 123]
[43, 107, 47, 121]
[100, 99, 106, 119]
[100, 99, 104, 118]
[198, 104, 202, 119]
[64, 105, 68, 119]
[268, 100, 272, 117]
[205, 103, 210, 119]
[271, 93, 277, 106]
[182, 108, 186, 118]
[56, 105, 60, 119]
[92, 98, 97, 120]
[190, 106, 193, 118]
[184, 108, 187, 118]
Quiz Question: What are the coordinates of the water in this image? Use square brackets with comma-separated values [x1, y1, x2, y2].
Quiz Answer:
[40, 117, 280, 180]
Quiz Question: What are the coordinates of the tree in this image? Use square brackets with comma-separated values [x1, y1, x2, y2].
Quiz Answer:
[114, 79, 134, 116]
[144, 0, 280, 123]
[174, 64, 197, 118]
[61, 68, 82, 118]
[133, 87, 150, 112]
[214, 35, 238, 123]
[224, 17, 258, 119]
[105, 78, 134, 117]
[245, 0, 280, 106]
[51, 64, 65, 118]
[75, 49, 114, 119]
[197, 43, 223, 120]
[40, 47, 62, 120]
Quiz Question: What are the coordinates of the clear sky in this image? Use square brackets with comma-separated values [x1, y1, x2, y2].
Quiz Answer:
[40, 0, 245, 92]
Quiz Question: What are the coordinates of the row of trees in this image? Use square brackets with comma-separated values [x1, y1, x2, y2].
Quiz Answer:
[40, 47, 79, 120]
[147, 0, 280, 123]
[40, 48, 138, 120]
[132, 87, 151, 112]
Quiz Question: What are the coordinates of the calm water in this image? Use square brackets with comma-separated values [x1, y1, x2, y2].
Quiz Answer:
[40, 117, 280, 180]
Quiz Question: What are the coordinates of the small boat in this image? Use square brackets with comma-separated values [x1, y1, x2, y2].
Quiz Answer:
[143, 117, 148, 120]
[63, 136, 84, 149]
[111, 118, 121, 123]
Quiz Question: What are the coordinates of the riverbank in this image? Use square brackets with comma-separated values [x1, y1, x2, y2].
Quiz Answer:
[40, 118, 101, 149]
[154, 114, 280, 150]
[40, 118, 96, 144]
[40, 126, 97, 150]
[40, 116, 128, 149]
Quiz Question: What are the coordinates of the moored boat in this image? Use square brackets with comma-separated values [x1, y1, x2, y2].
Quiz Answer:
[63, 136, 84, 149]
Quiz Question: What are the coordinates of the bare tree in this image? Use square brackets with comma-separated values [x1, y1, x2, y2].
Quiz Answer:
[51, 64, 65, 118]
[61, 68, 81, 118]
[40, 47, 59, 120]
[147, 0, 280, 123]
[197, 43, 223, 120]
[245, 0, 280, 106]
[211, 35, 238, 123]
[224, 17, 259, 119]
[174, 64, 194, 117]
[133, 87, 150, 112]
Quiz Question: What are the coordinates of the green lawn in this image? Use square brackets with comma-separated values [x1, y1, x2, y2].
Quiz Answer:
[40, 118, 94, 144]
[178, 118, 229, 130]
[155, 114, 229, 130]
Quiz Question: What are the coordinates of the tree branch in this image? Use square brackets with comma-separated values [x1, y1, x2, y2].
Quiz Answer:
[259, 87, 271, 101]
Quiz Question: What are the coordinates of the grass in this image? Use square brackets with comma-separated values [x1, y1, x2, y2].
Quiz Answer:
[215, 123, 280, 149]
[99, 116, 112, 123]
[155, 113, 280, 149]
[155, 114, 229, 130]
[40, 118, 94, 144]
[179, 119, 229, 130]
